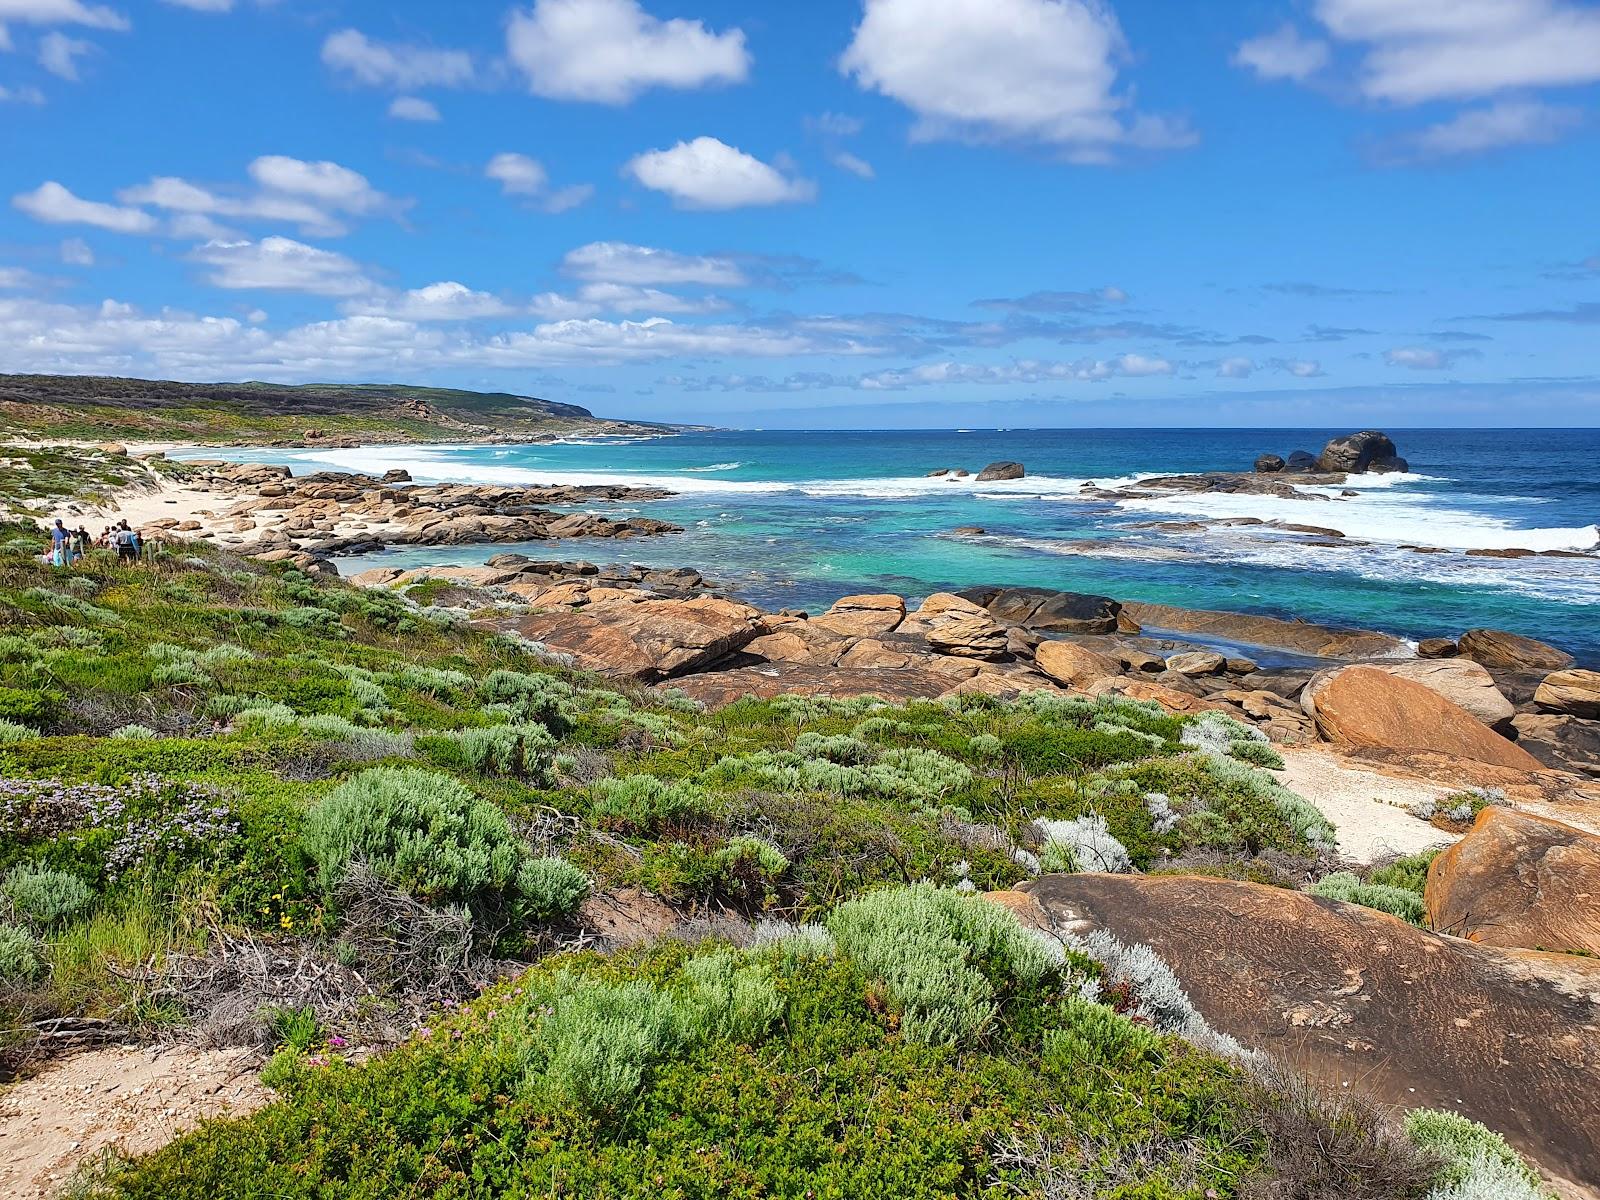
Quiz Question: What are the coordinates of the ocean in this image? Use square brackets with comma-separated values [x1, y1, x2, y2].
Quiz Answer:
[184, 428, 1600, 666]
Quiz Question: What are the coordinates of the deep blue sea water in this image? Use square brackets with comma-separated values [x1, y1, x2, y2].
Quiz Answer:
[183, 429, 1600, 665]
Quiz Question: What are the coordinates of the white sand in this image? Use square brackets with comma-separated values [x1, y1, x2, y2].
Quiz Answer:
[1276, 746, 1458, 864]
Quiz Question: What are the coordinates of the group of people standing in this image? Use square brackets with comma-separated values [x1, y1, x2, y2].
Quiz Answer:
[45, 518, 145, 567]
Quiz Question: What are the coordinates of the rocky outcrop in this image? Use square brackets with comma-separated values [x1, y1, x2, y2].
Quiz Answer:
[1457, 628, 1576, 672]
[974, 461, 1024, 481]
[1021, 872, 1600, 1193]
[1511, 714, 1600, 779]
[1535, 669, 1600, 718]
[1118, 601, 1408, 658]
[1366, 659, 1516, 731]
[810, 593, 907, 638]
[1302, 666, 1545, 771]
[1426, 808, 1600, 956]
[959, 586, 1123, 634]
[1316, 430, 1409, 474]
[485, 596, 760, 681]
[1252, 453, 1285, 473]
[1033, 640, 1122, 689]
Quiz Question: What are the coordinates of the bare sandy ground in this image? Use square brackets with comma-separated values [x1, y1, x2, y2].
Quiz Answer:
[1276, 746, 1459, 863]
[0, 1045, 269, 1198]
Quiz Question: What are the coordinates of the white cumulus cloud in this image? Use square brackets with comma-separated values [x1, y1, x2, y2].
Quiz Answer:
[0, 1, 127, 31]
[505, 0, 749, 104]
[347, 281, 513, 321]
[12, 180, 156, 233]
[189, 236, 374, 296]
[625, 137, 815, 210]
[1313, 0, 1600, 104]
[840, 0, 1194, 158]
[388, 96, 441, 122]
[320, 28, 473, 90]
[1393, 98, 1584, 160]
[561, 241, 748, 287]
[1232, 24, 1330, 82]
[38, 31, 93, 79]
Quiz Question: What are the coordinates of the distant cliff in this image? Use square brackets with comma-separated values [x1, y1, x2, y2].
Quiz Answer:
[0, 373, 673, 445]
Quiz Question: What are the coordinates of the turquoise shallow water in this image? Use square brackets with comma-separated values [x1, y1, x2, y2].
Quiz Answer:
[184, 429, 1600, 665]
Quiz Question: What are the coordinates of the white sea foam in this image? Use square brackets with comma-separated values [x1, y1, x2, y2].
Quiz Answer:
[1113, 481, 1600, 554]
[680, 462, 742, 472]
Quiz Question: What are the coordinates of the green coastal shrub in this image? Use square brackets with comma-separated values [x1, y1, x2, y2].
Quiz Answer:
[419, 723, 555, 781]
[827, 882, 1057, 1046]
[110, 724, 159, 741]
[1043, 993, 1164, 1070]
[1369, 849, 1440, 896]
[1405, 1109, 1545, 1197]
[679, 948, 784, 1043]
[302, 767, 525, 906]
[0, 719, 40, 745]
[480, 669, 574, 734]
[522, 976, 686, 1116]
[590, 774, 707, 834]
[515, 856, 590, 919]
[0, 921, 40, 980]
[2, 863, 94, 926]
[1309, 872, 1427, 926]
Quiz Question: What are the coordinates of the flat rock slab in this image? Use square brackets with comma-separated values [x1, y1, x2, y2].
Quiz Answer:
[655, 662, 951, 706]
[1119, 600, 1406, 659]
[1427, 808, 1600, 956]
[1021, 873, 1600, 1195]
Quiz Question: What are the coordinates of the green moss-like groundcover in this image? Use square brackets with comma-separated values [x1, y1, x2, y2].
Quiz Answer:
[84, 936, 1259, 1200]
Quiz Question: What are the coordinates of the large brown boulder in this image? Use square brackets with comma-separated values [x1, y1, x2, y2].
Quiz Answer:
[1302, 666, 1544, 771]
[810, 593, 906, 638]
[962, 586, 1122, 634]
[1535, 669, 1600, 719]
[1426, 808, 1600, 956]
[1367, 659, 1515, 731]
[1022, 873, 1600, 1193]
[1034, 640, 1122, 689]
[488, 596, 759, 681]
[1458, 628, 1576, 672]
[1511, 713, 1600, 778]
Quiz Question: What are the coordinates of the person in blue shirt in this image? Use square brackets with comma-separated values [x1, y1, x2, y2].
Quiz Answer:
[50, 519, 69, 567]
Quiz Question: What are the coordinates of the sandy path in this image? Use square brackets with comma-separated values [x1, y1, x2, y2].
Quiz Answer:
[0, 1045, 269, 1198]
[1276, 746, 1458, 863]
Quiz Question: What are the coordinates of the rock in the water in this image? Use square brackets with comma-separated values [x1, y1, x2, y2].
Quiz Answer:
[1456, 628, 1575, 672]
[1164, 651, 1226, 677]
[1020, 872, 1600, 1191]
[974, 460, 1024, 482]
[1426, 808, 1600, 956]
[1034, 640, 1122, 689]
[1253, 453, 1285, 473]
[1301, 665, 1544, 771]
[1317, 430, 1408, 474]
[1284, 450, 1319, 471]
[1533, 668, 1600, 718]
[1365, 659, 1515, 732]
[1418, 637, 1458, 659]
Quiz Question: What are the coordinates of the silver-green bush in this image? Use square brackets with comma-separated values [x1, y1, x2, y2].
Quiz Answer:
[1, 863, 93, 926]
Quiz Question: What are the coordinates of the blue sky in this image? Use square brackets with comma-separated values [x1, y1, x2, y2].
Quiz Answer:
[2, 0, 1598, 428]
